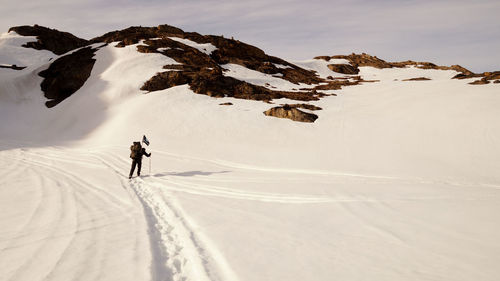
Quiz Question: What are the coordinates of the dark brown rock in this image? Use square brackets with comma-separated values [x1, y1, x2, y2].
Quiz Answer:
[313, 79, 359, 91]
[156, 24, 184, 35]
[141, 66, 321, 102]
[219, 102, 233, 106]
[485, 72, 500, 81]
[452, 73, 481, 79]
[38, 46, 98, 108]
[264, 104, 318, 123]
[402, 77, 431, 81]
[91, 26, 169, 45]
[162, 64, 186, 70]
[287, 104, 322, 111]
[314, 56, 332, 61]
[0, 64, 26, 70]
[449, 65, 474, 76]
[91, 25, 323, 102]
[453, 71, 500, 85]
[460, 71, 500, 85]
[9, 25, 88, 55]
[140, 71, 190, 91]
[326, 53, 393, 69]
[327, 64, 359, 75]
[469, 79, 490, 85]
[318, 53, 476, 76]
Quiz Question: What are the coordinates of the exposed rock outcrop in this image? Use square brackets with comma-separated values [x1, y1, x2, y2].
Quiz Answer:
[7, 24, 498, 122]
[264, 104, 318, 123]
[316, 53, 475, 76]
[91, 25, 323, 101]
[286, 104, 322, 111]
[324, 54, 393, 69]
[9, 25, 88, 55]
[402, 77, 431, 81]
[39, 46, 99, 108]
[0, 64, 26, 70]
[92, 25, 319, 83]
[141, 67, 323, 102]
[469, 79, 490, 85]
[453, 71, 500, 85]
[327, 64, 359, 75]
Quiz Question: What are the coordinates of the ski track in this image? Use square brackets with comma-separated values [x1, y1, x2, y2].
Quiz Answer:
[94, 152, 234, 281]
[1, 156, 78, 281]
[0, 149, 140, 281]
[160, 150, 500, 191]
[131, 178, 211, 281]
[2, 146, 498, 281]
[95, 150, 383, 205]
[99, 154, 196, 281]
[104, 149, 496, 204]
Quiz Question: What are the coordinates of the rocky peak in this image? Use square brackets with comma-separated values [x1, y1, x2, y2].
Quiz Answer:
[88, 25, 333, 107]
[316, 53, 474, 75]
[9, 24, 88, 55]
[6, 24, 498, 122]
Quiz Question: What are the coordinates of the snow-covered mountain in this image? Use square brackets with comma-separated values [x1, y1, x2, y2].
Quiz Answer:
[1, 24, 500, 281]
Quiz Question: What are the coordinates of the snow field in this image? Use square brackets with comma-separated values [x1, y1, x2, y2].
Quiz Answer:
[292, 58, 352, 79]
[1, 30, 500, 281]
[2, 144, 499, 281]
[220, 63, 315, 91]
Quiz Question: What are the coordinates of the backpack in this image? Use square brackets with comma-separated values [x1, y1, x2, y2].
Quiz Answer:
[130, 142, 142, 159]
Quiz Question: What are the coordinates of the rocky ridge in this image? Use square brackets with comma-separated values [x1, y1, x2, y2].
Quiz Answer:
[9, 25, 89, 55]
[39, 46, 100, 108]
[316, 53, 474, 75]
[5, 24, 498, 122]
[315, 53, 500, 85]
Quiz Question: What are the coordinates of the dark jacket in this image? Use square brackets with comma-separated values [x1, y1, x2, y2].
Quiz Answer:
[134, 148, 151, 161]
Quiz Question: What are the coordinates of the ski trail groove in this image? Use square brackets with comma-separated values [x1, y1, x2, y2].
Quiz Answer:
[94, 153, 221, 281]
[1, 158, 78, 281]
[155, 150, 500, 190]
[130, 178, 213, 281]
[1, 149, 141, 281]
[152, 177, 334, 204]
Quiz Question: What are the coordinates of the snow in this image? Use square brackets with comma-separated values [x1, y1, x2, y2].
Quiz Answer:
[293, 58, 353, 78]
[1, 32, 500, 281]
[273, 63, 292, 69]
[221, 63, 314, 91]
[167, 37, 217, 55]
[358, 65, 459, 81]
[0, 31, 56, 67]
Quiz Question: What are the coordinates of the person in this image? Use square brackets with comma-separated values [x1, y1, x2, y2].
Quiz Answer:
[129, 141, 151, 179]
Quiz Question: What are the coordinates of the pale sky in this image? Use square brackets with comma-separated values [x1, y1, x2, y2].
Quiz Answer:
[1, 0, 499, 72]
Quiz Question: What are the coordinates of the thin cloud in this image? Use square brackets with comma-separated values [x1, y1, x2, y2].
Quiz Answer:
[0, 0, 498, 72]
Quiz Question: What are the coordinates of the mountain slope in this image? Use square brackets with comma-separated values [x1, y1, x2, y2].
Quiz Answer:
[4, 24, 497, 116]
[1, 25, 500, 281]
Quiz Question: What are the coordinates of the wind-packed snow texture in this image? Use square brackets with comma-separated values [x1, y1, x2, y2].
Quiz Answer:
[1, 31, 500, 281]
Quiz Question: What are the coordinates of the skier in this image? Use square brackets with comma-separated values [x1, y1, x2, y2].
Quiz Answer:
[129, 141, 151, 179]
